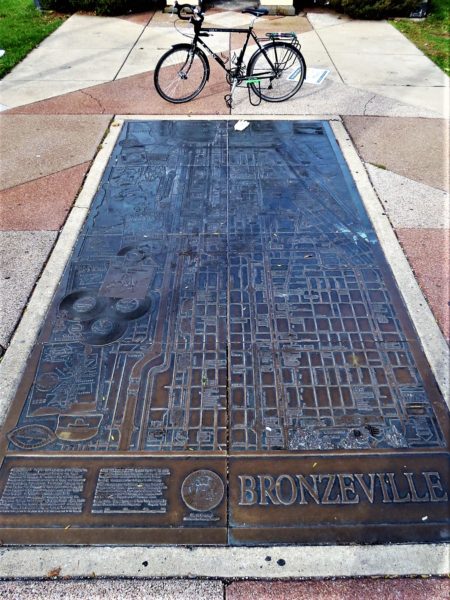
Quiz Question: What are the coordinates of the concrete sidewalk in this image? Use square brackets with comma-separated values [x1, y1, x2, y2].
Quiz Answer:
[0, 6, 449, 594]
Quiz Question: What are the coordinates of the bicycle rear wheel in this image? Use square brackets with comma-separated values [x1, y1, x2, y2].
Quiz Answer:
[154, 45, 209, 103]
[247, 41, 306, 102]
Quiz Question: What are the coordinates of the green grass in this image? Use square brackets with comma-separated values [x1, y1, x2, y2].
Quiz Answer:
[0, 0, 66, 79]
[392, 0, 450, 76]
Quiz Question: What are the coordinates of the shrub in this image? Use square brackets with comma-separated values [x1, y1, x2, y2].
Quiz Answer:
[40, 0, 161, 16]
[328, 0, 418, 19]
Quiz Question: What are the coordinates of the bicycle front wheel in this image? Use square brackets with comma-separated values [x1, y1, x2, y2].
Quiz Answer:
[247, 41, 306, 102]
[154, 46, 209, 103]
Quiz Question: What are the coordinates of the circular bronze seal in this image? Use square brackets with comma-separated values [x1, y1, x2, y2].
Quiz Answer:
[181, 470, 224, 512]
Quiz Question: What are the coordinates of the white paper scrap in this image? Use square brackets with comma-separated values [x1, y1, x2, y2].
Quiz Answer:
[288, 67, 329, 84]
[305, 68, 330, 85]
[234, 120, 250, 132]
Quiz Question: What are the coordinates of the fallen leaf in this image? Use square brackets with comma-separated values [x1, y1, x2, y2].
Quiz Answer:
[350, 353, 360, 366]
[47, 567, 61, 578]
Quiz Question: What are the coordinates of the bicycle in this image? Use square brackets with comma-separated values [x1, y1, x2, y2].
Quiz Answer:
[154, 2, 306, 108]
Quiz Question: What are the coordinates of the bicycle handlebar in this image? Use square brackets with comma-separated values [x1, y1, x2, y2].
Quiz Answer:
[172, 1, 205, 23]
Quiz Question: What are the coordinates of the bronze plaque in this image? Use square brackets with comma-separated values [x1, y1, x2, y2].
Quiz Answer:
[229, 454, 449, 544]
[0, 121, 448, 545]
[0, 456, 226, 544]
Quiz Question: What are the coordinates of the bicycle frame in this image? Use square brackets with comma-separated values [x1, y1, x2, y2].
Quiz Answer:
[190, 24, 279, 83]
[155, 4, 306, 107]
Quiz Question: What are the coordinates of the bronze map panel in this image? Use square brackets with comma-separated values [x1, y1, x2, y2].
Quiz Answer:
[0, 120, 448, 544]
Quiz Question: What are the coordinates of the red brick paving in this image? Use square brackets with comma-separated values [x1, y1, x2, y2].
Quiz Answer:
[117, 11, 156, 25]
[397, 228, 450, 341]
[225, 578, 450, 600]
[7, 64, 230, 116]
[0, 114, 110, 190]
[0, 163, 90, 231]
[343, 116, 449, 192]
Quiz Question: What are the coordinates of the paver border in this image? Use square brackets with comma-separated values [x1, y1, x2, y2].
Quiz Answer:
[0, 114, 448, 578]
[0, 543, 449, 578]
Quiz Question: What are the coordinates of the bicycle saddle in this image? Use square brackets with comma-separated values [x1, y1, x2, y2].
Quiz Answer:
[241, 7, 269, 16]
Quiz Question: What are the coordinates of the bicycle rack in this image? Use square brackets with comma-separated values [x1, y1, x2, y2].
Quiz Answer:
[265, 31, 301, 51]
[222, 33, 301, 110]
[224, 78, 262, 109]
[246, 79, 262, 107]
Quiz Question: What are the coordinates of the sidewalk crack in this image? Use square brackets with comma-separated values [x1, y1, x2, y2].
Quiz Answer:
[114, 13, 154, 80]
[363, 93, 377, 115]
[310, 24, 345, 85]
[80, 89, 106, 114]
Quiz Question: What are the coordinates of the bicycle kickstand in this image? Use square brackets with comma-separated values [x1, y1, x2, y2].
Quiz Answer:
[225, 79, 238, 109]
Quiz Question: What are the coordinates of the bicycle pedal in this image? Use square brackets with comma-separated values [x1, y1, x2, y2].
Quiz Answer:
[224, 94, 233, 109]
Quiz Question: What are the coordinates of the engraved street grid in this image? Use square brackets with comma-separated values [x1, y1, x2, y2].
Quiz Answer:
[4, 120, 444, 454]
[0, 120, 448, 545]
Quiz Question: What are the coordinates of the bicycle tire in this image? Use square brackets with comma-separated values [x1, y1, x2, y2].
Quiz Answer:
[247, 41, 306, 102]
[154, 45, 209, 104]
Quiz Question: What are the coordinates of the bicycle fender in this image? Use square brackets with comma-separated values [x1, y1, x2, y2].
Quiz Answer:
[170, 43, 210, 81]
[247, 41, 307, 79]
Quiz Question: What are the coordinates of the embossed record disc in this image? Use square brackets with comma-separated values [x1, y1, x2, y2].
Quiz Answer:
[117, 245, 150, 263]
[59, 290, 109, 321]
[181, 470, 225, 512]
[83, 318, 127, 346]
[110, 297, 151, 321]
